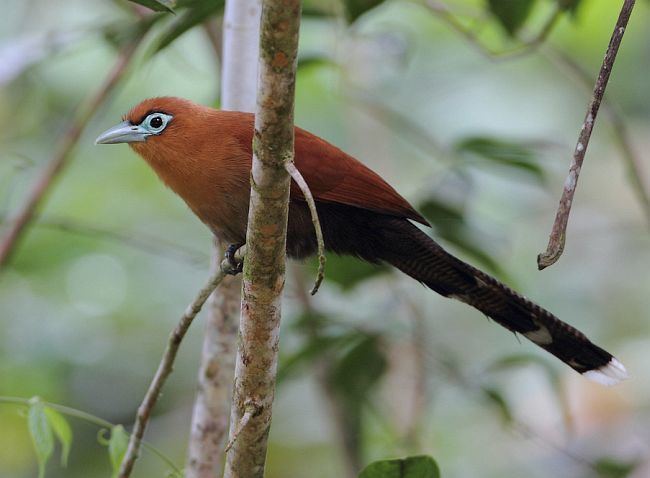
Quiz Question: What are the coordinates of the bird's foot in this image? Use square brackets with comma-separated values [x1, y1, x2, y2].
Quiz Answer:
[223, 243, 244, 275]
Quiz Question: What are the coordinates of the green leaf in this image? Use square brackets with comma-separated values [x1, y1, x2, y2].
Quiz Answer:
[487, 353, 559, 383]
[486, 0, 537, 36]
[44, 407, 73, 467]
[102, 15, 160, 50]
[279, 333, 354, 382]
[312, 254, 389, 290]
[359, 455, 440, 478]
[594, 457, 639, 478]
[418, 196, 509, 280]
[108, 425, 129, 478]
[280, 312, 375, 382]
[454, 136, 545, 183]
[319, 334, 388, 465]
[28, 398, 54, 478]
[344, 0, 386, 23]
[556, 0, 582, 16]
[302, 0, 338, 17]
[329, 334, 387, 400]
[481, 387, 513, 425]
[297, 54, 336, 71]
[153, 0, 225, 53]
[302, 6, 335, 18]
[128, 0, 176, 13]
[418, 198, 464, 224]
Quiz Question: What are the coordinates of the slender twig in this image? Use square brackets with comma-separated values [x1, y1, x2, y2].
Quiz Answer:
[420, 1, 647, 255]
[223, 401, 260, 452]
[0, 31, 147, 270]
[186, 240, 241, 478]
[285, 161, 326, 295]
[346, 92, 446, 158]
[421, 0, 562, 61]
[543, 47, 650, 226]
[118, 250, 245, 478]
[223, 1, 302, 476]
[0, 213, 207, 265]
[537, 0, 636, 269]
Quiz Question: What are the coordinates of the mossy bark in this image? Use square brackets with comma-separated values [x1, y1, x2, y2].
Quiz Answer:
[223, 1, 301, 477]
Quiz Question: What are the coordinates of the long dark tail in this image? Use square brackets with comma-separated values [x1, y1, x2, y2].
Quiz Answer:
[310, 203, 627, 385]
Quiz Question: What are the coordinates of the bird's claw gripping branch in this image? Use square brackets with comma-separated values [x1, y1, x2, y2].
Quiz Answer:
[224, 243, 245, 275]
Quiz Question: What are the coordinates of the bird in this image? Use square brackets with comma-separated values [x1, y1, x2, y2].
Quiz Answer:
[96, 96, 627, 385]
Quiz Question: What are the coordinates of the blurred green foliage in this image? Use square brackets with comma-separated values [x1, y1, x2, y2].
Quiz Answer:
[1, 0, 648, 477]
[129, 0, 176, 13]
[107, 425, 128, 478]
[359, 455, 440, 478]
[28, 399, 55, 478]
[487, 0, 537, 36]
[593, 458, 639, 478]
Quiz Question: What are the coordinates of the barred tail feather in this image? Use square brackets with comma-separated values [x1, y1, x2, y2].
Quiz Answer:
[381, 221, 627, 384]
[307, 202, 627, 384]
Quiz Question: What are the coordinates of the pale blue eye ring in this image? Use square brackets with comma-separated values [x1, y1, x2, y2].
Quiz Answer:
[142, 113, 173, 134]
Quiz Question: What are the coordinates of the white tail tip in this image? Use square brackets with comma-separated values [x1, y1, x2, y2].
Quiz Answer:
[582, 357, 629, 386]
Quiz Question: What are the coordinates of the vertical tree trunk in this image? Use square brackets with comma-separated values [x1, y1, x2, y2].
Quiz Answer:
[185, 2, 261, 477]
[223, 1, 302, 477]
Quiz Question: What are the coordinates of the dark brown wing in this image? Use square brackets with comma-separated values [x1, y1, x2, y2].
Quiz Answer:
[292, 127, 430, 226]
[223, 111, 429, 226]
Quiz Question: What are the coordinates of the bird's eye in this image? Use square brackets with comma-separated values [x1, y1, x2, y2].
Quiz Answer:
[149, 116, 163, 129]
[141, 113, 172, 135]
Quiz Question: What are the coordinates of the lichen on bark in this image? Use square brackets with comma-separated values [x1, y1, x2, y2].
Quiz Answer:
[223, 1, 302, 477]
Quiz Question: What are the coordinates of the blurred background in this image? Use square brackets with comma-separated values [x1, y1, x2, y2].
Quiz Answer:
[1, 0, 648, 477]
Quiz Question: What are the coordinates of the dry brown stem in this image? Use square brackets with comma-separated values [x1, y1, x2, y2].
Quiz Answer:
[118, 250, 245, 478]
[538, 0, 636, 269]
[0, 33, 145, 269]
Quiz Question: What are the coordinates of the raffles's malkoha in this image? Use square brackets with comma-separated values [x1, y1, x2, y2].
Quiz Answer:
[97, 97, 627, 385]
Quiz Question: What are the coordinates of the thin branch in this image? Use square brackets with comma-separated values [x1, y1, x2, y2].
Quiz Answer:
[223, 1, 302, 476]
[346, 91, 446, 158]
[420, 1, 648, 255]
[543, 47, 650, 226]
[537, 0, 636, 270]
[118, 250, 245, 478]
[0, 214, 208, 265]
[285, 161, 326, 295]
[185, 240, 241, 478]
[0, 30, 147, 270]
[223, 401, 260, 452]
[421, 0, 562, 61]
